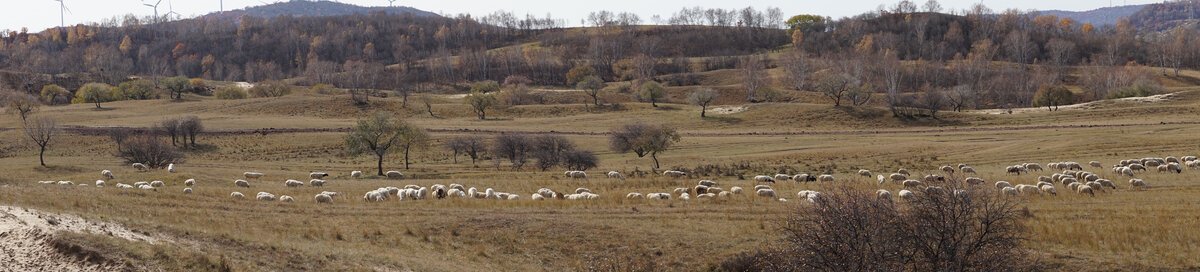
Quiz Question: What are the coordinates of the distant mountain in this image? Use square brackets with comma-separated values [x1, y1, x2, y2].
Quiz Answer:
[203, 0, 439, 20]
[1039, 4, 1148, 26]
[1128, 1, 1200, 31]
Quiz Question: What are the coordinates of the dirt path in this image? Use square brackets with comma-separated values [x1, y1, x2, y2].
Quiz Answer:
[0, 206, 156, 271]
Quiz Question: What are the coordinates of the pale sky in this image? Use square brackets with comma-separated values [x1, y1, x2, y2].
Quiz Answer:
[0, 0, 1164, 33]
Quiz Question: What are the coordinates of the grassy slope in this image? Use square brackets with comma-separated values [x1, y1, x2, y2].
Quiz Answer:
[2, 79, 1200, 270]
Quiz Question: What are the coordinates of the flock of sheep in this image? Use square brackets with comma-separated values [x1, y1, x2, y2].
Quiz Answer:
[33, 155, 1193, 207]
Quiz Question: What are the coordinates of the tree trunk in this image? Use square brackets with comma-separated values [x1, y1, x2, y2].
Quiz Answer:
[404, 146, 411, 170]
[651, 152, 660, 169]
[593, 95, 599, 106]
[95, 102, 101, 109]
[452, 150, 458, 164]
[700, 105, 707, 117]
[39, 145, 46, 167]
[377, 154, 384, 176]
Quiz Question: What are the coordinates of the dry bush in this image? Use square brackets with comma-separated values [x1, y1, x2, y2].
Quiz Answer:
[117, 134, 184, 168]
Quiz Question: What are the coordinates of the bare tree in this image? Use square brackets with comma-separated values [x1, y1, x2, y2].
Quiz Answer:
[1004, 30, 1036, 70]
[738, 55, 768, 102]
[577, 75, 606, 106]
[780, 50, 811, 91]
[921, 87, 946, 118]
[687, 87, 718, 117]
[118, 134, 184, 168]
[159, 118, 182, 147]
[815, 73, 854, 107]
[179, 115, 203, 148]
[945, 85, 976, 112]
[492, 134, 533, 169]
[345, 112, 417, 176]
[562, 150, 599, 171]
[532, 135, 576, 171]
[446, 135, 486, 165]
[2, 91, 40, 123]
[23, 116, 57, 167]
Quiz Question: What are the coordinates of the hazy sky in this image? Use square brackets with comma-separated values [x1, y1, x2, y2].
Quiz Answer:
[1, 0, 1163, 32]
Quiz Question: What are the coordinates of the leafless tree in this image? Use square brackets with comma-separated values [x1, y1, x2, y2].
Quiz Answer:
[159, 118, 182, 147]
[688, 87, 718, 117]
[492, 134, 533, 169]
[780, 50, 811, 91]
[2, 91, 40, 123]
[738, 55, 768, 102]
[532, 135, 576, 171]
[815, 73, 854, 107]
[1005, 30, 1036, 70]
[118, 134, 184, 168]
[22, 116, 58, 167]
[921, 86, 946, 118]
[179, 115, 203, 148]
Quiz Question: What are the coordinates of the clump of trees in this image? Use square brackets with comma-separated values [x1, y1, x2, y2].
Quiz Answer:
[248, 81, 291, 98]
[345, 112, 428, 175]
[610, 123, 680, 168]
[446, 135, 487, 165]
[484, 134, 598, 171]
[639, 81, 665, 107]
[1033, 85, 1074, 111]
[116, 129, 184, 168]
[73, 83, 114, 109]
[157, 116, 204, 148]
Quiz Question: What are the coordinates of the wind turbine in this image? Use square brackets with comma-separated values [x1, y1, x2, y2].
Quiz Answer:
[143, 0, 163, 21]
[165, 0, 179, 19]
[387, 0, 397, 7]
[52, 0, 71, 28]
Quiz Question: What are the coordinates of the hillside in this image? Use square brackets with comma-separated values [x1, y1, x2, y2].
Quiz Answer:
[1039, 4, 1148, 26]
[1128, 0, 1200, 31]
[202, 0, 439, 20]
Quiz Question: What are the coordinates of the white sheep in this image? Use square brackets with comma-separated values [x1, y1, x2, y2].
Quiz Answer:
[101, 170, 115, 180]
[244, 172, 265, 179]
[351, 171, 363, 178]
[753, 185, 772, 191]
[1129, 179, 1148, 189]
[1001, 187, 1019, 197]
[730, 186, 744, 195]
[183, 187, 193, 194]
[994, 181, 1013, 189]
[151, 181, 165, 187]
[116, 183, 134, 189]
[257, 192, 277, 201]
[774, 174, 792, 181]
[607, 171, 626, 181]
[902, 180, 924, 189]
[1097, 179, 1117, 190]
[965, 177, 985, 185]
[925, 186, 948, 195]
[1089, 161, 1103, 168]
[694, 185, 710, 195]
[753, 175, 776, 183]
[698, 180, 718, 187]
[565, 171, 588, 179]
[315, 193, 334, 204]
[95, 180, 106, 187]
[663, 170, 687, 178]
[532, 194, 545, 200]
[231, 192, 245, 199]
[1015, 184, 1042, 196]
[898, 190, 915, 201]
[818, 175, 835, 182]
[889, 173, 907, 183]
[707, 187, 724, 194]
[575, 188, 591, 194]
[448, 189, 467, 198]
[961, 166, 977, 175]
[940, 166, 955, 174]
[646, 193, 671, 200]
[134, 181, 149, 187]
[1076, 185, 1095, 197]
[234, 179, 250, 188]
[755, 188, 777, 198]
[1040, 184, 1057, 195]
[923, 174, 943, 183]
[858, 169, 873, 177]
[310, 179, 327, 187]
[167, 163, 176, 173]
[132, 163, 149, 172]
[285, 179, 305, 187]
[58, 181, 75, 185]
[679, 192, 691, 200]
[308, 172, 329, 179]
[386, 171, 405, 179]
[717, 191, 732, 198]
[1024, 163, 1043, 172]
[184, 179, 196, 186]
[506, 194, 520, 200]
[897, 168, 911, 175]
[626, 193, 645, 199]
[877, 175, 886, 185]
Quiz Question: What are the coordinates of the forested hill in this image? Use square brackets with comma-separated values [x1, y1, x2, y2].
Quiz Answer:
[1039, 4, 1147, 26]
[203, 0, 439, 20]
[1128, 0, 1200, 31]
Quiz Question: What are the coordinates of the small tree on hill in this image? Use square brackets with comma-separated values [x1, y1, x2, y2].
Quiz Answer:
[492, 134, 533, 169]
[640, 81, 665, 107]
[40, 85, 71, 105]
[687, 87, 718, 117]
[23, 116, 57, 167]
[464, 91, 498, 120]
[2, 91, 40, 122]
[577, 75, 605, 106]
[345, 112, 420, 176]
[815, 73, 853, 107]
[610, 123, 680, 169]
[566, 65, 598, 86]
[1033, 85, 1074, 111]
[75, 83, 113, 109]
[161, 76, 192, 100]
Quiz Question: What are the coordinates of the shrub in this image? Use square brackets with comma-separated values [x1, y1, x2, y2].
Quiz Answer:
[117, 134, 184, 168]
[40, 84, 71, 105]
[73, 83, 115, 109]
[1106, 80, 1163, 100]
[562, 150, 598, 171]
[214, 87, 248, 100]
[491, 134, 532, 169]
[497, 86, 545, 106]
[248, 81, 291, 97]
[312, 84, 342, 95]
[189, 78, 210, 95]
[469, 80, 501, 93]
[532, 135, 575, 171]
[116, 79, 157, 100]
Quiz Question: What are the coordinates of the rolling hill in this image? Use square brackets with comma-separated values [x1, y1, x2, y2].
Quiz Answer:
[202, 0, 439, 20]
[1039, 4, 1147, 26]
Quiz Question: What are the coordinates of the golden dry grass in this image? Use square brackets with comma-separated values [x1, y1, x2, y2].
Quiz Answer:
[2, 87, 1200, 271]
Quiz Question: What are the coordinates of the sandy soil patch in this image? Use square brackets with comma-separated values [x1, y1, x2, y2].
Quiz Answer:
[708, 106, 749, 115]
[971, 93, 1179, 115]
[0, 206, 157, 271]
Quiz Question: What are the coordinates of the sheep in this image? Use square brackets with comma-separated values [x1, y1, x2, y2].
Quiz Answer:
[793, 174, 815, 182]
[364, 188, 390, 202]
[1001, 187, 1019, 197]
[707, 187, 724, 194]
[167, 164, 176, 173]
[133, 163, 149, 172]
[257, 192, 278, 201]
[1015, 184, 1042, 196]
[662, 170, 687, 178]
[1129, 179, 1148, 189]
[694, 185, 710, 195]
[565, 171, 588, 179]
[532, 194, 546, 200]
[995, 181, 1013, 189]
[101, 170, 115, 180]
[234, 179, 250, 188]
[184, 179, 196, 186]
[309, 172, 329, 179]
[877, 189, 892, 202]
[151, 181, 165, 187]
[1183, 156, 1197, 162]
[646, 193, 671, 200]
[698, 180, 719, 187]
[730, 186, 744, 195]
[889, 173, 907, 183]
[1089, 161, 1103, 168]
[898, 190, 915, 201]
[673, 187, 689, 195]
[95, 180, 106, 187]
[1040, 184, 1057, 195]
[697, 193, 716, 199]
[448, 189, 467, 198]
[280, 195, 295, 202]
[431, 184, 448, 199]
[116, 183, 134, 189]
[877, 174, 887, 185]
[1006, 165, 1027, 175]
[386, 171, 405, 179]
[717, 191, 732, 198]
[1037, 176, 1053, 183]
[183, 187, 193, 194]
[1167, 162, 1182, 173]
[607, 171, 626, 181]
[797, 190, 820, 199]
[1097, 179, 1117, 190]
[755, 189, 777, 198]
[817, 175, 836, 183]
[1076, 185, 1095, 197]
[231, 192, 245, 199]
[902, 180, 924, 189]
[961, 166, 977, 175]
[244, 172, 265, 179]
[1085, 181, 1102, 191]
[754, 175, 776, 183]
[940, 166, 955, 174]
[626, 193, 645, 199]
[1060, 177, 1079, 185]
[506, 194, 520, 200]
[537, 188, 557, 199]
[897, 168, 911, 175]
[134, 181, 149, 187]
[285, 179, 305, 187]
[310, 179, 327, 187]
[315, 193, 334, 204]
[1129, 164, 1146, 172]
[484, 188, 499, 200]
[858, 169, 873, 177]
[1157, 165, 1170, 173]
[1024, 163, 1043, 172]
[923, 174, 944, 183]
[1036, 181, 1054, 188]
[679, 193, 691, 200]
[803, 191, 824, 203]
[771, 174, 791, 181]
[58, 181, 75, 186]
[965, 177, 986, 185]
[753, 185, 772, 191]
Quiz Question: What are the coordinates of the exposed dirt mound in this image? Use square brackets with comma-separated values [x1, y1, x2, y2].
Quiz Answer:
[0, 206, 157, 271]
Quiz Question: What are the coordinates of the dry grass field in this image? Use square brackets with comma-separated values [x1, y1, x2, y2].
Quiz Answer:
[2, 85, 1200, 271]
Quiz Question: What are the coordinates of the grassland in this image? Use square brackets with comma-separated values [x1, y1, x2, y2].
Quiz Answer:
[2, 84, 1200, 271]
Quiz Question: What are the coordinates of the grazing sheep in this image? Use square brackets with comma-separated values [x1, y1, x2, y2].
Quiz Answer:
[537, 188, 557, 199]
[718, 191, 732, 198]
[770, 174, 790, 181]
[858, 169, 873, 177]
[961, 167, 977, 175]
[134, 181, 149, 187]
[280, 195, 294, 202]
[234, 179, 250, 188]
[903, 180, 924, 189]
[1097, 179, 1117, 189]
[285, 179, 305, 187]
[1129, 164, 1146, 172]
[940, 166, 955, 174]
[923, 174, 943, 183]
[448, 189, 467, 198]
[132, 163, 149, 172]
[58, 181, 75, 186]
[575, 188, 591, 194]
[1024, 163, 1043, 172]
[755, 189, 777, 198]
[673, 187, 689, 195]
[532, 193, 546, 200]
[679, 193, 691, 200]
[1036, 181, 1054, 188]
[898, 190, 915, 201]
[754, 175, 776, 183]
[1006, 165, 1027, 175]
[386, 171, 405, 179]
[1040, 185, 1057, 195]
[707, 187, 724, 194]
[139, 185, 156, 190]
[803, 192, 823, 203]
[315, 193, 334, 204]
[663, 170, 687, 178]
[1089, 161, 1103, 168]
[184, 179, 196, 186]
[730, 186, 744, 195]
[797, 190, 820, 199]
[647, 193, 672, 200]
[1167, 156, 1179, 163]
[309, 172, 329, 179]
[965, 177, 985, 185]
[244, 172, 265, 179]
[897, 168, 911, 176]
[1157, 165, 1170, 173]
[151, 181, 165, 187]
[1001, 187, 1019, 197]
[168, 164, 176, 173]
[877, 189, 892, 202]
[310, 179, 327, 187]
[1038, 176, 1053, 183]
[607, 171, 626, 181]
[1076, 185, 1095, 197]
[995, 181, 1013, 189]
[1167, 162, 1182, 173]
[565, 171, 588, 179]
[876, 174, 886, 185]
[1129, 179, 1148, 189]
[694, 185, 710, 195]
[1015, 184, 1042, 196]
[817, 175, 836, 183]
[101, 170, 114, 180]
[95, 180, 106, 187]
[626, 193, 645, 199]
[350, 171, 363, 178]
[1060, 177, 1079, 185]
[792, 174, 815, 182]
[183, 187, 193, 194]
[507, 194, 520, 200]
[1182, 156, 1197, 162]
[698, 180, 718, 187]
[697, 193, 716, 199]
[1085, 182, 1102, 191]
[116, 183, 133, 189]
[753, 185, 772, 191]
[889, 173, 907, 183]
[257, 192, 277, 201]
[231, 192, 245, 199]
